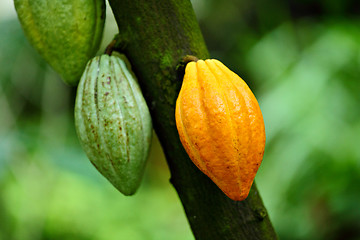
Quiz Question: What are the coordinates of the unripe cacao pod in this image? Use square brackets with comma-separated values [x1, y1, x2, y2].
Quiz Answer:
[75, 54, 153, 196]
[14, 0, 105, 86]
[175, 59, 266, 201]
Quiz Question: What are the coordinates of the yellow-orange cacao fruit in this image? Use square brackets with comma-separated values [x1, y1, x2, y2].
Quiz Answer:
[175, 59, 266, 201]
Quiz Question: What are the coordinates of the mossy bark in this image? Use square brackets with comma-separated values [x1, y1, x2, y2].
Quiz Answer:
[108, 0, 278, 239]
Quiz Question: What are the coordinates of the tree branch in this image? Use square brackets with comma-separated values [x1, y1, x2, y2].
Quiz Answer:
[107, 0, 277, 239]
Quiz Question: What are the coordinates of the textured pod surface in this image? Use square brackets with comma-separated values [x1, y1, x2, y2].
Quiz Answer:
[75, 54, 153, 195]
[14, 0, 105, 86]
[175, 59, 266, 201]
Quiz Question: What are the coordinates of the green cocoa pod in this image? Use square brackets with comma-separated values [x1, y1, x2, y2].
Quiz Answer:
[14, 0, 105, 86]
[75, 54, 153, 196]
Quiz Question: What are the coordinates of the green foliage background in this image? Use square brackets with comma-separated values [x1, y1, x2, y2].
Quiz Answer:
[1, 0, 360, 239]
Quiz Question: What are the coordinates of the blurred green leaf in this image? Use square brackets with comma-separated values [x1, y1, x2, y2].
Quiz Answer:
[252, 20, 360, 240]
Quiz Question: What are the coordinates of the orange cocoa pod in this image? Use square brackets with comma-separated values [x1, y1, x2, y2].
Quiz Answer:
[175, 59, 266, 201]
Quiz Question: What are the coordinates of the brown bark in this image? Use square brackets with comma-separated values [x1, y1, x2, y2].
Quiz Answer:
[107, 0, 277, 239]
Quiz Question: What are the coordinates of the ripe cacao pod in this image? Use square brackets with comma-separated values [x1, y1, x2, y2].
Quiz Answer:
[14, 0, 105, 86]
[75, 54, 153, 196]
[175, 59, 266, 201]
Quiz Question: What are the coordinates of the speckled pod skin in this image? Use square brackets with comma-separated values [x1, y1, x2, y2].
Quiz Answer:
[14, 0, 105, 86]
[75, 54, 153, 196]
[175, 59, 266, 201]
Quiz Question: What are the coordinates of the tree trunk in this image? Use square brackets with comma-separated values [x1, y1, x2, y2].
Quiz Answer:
[107, 0, 278, 239]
